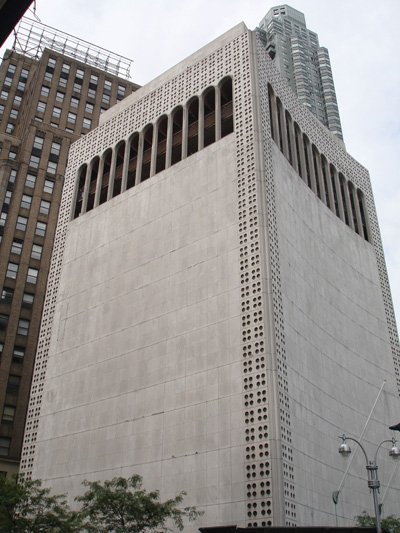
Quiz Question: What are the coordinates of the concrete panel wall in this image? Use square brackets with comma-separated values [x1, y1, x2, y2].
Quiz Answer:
[32, 135, 248, 528]
[272, 144, 399, 525]
[25, 24, 400, 531]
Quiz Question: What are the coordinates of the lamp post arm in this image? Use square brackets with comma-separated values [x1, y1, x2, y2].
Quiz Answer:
[334, 381, 386, 497]
[343, 435, 370, 465]
[374, 438, 395, 465]
[339, 435, 381, 532]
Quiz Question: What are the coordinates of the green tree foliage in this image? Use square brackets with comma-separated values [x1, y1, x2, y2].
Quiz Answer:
[76, 474, 202, 533]
[0, 476, 82, 532]
[355, 511, 400, 533]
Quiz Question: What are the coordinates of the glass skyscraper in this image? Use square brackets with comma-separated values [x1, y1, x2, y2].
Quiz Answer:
[259, 5, 343, 140]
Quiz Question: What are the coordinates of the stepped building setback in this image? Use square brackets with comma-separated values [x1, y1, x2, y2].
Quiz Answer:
[259, 5, 343, 140]
[18, 18, 400, 531]
[0, 17, 139, 477]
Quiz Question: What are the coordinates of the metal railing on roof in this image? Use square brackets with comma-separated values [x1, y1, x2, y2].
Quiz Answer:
[12, 17, 133, 79]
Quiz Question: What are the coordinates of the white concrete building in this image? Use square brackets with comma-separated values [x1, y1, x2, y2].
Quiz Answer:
[21, 23, 400, 529]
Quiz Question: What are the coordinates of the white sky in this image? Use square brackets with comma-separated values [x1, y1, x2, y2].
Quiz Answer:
[2, 0, 400, 328]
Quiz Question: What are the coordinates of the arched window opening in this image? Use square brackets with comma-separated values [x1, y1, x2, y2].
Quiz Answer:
[276, 98, 284, 153]
[303, 135, 311, 188]
[294, 123, 302, 178]
[348, 182, 359, 235]
[339, 173, 349, 226]
[285, 111, 292, 165]
[357, 189, 370, 242]
[220, 77, 233, 138]
[156, 117, 168, 174]
[268, 84, 275, 140]
[171, 108, 183, 166]
[112, 142, 125, 198]
[312, 145, 322, 200]
[203, 88, 216, 148]
[99, 149, 112, 205]
[330, 164, 339, 216]
[86, 157, 99, 213]
[321, 156, 331, 209]
[141, 125, 153, 181]
[187, 98, 199, 156]
[74, 164, 87, 219]
[127, 134, 139, 190]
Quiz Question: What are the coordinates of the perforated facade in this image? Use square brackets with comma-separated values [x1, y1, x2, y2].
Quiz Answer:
[22, 23, 400, 529]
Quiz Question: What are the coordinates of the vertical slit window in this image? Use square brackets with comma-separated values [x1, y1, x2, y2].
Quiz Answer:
[339, 173, 349, 226]
[99, 150, 112, 205]
[303, 135, 311, 188]
[330, 165, 339, 216]
[294, 124, 302, 178]
[321, 157, 330, 209]
[357, 189, 369, 242]
[187, 98, 199, 156]
[127, 135, 139, 190]
[112, 142, 125, 198]
[220, 77, 233, 138]
[312, 146, 321, 200]
[276, 98, 284, 152]
[203, 89, 215, 148]
[348, 182, 359, 234]
[141, 126, 153, 181]
[74, 165, 87, 219]
[285, 111, 292, 164]
[268, 85, 275, 140]
[171, 109, 183, 166]
[156, 117, 167, 174]
[86, 158, 99, 213]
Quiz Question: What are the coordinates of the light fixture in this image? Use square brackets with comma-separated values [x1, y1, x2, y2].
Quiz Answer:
[338, 435, 351, 458]
[336, 432, 400, 533]
[389, 441, 400, 460]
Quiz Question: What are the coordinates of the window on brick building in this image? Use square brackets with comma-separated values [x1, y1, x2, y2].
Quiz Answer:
[6, 263, 18, 279]
[0, 437, 11, 456]
[26, 268, 39, 284]
[35, 221, 46, 237]
[43, 179, 54, 194]
[16, 216, 28, 232]
[2, 406, 16, 423]
[17, 319, 30, 336]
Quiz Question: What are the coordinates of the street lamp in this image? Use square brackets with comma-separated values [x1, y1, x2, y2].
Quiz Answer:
[338, 434, 400, 533]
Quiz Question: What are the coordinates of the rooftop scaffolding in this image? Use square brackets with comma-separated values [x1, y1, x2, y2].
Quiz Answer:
[12, 17, 133, 79]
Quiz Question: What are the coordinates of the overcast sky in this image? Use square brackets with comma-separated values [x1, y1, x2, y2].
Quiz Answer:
[2, 0, 400, 327]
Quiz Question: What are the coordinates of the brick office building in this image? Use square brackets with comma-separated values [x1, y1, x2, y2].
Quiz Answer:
[0, 18, 139, 476]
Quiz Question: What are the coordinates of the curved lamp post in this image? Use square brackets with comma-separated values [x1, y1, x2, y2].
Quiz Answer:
[338, 434, 400, 533]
